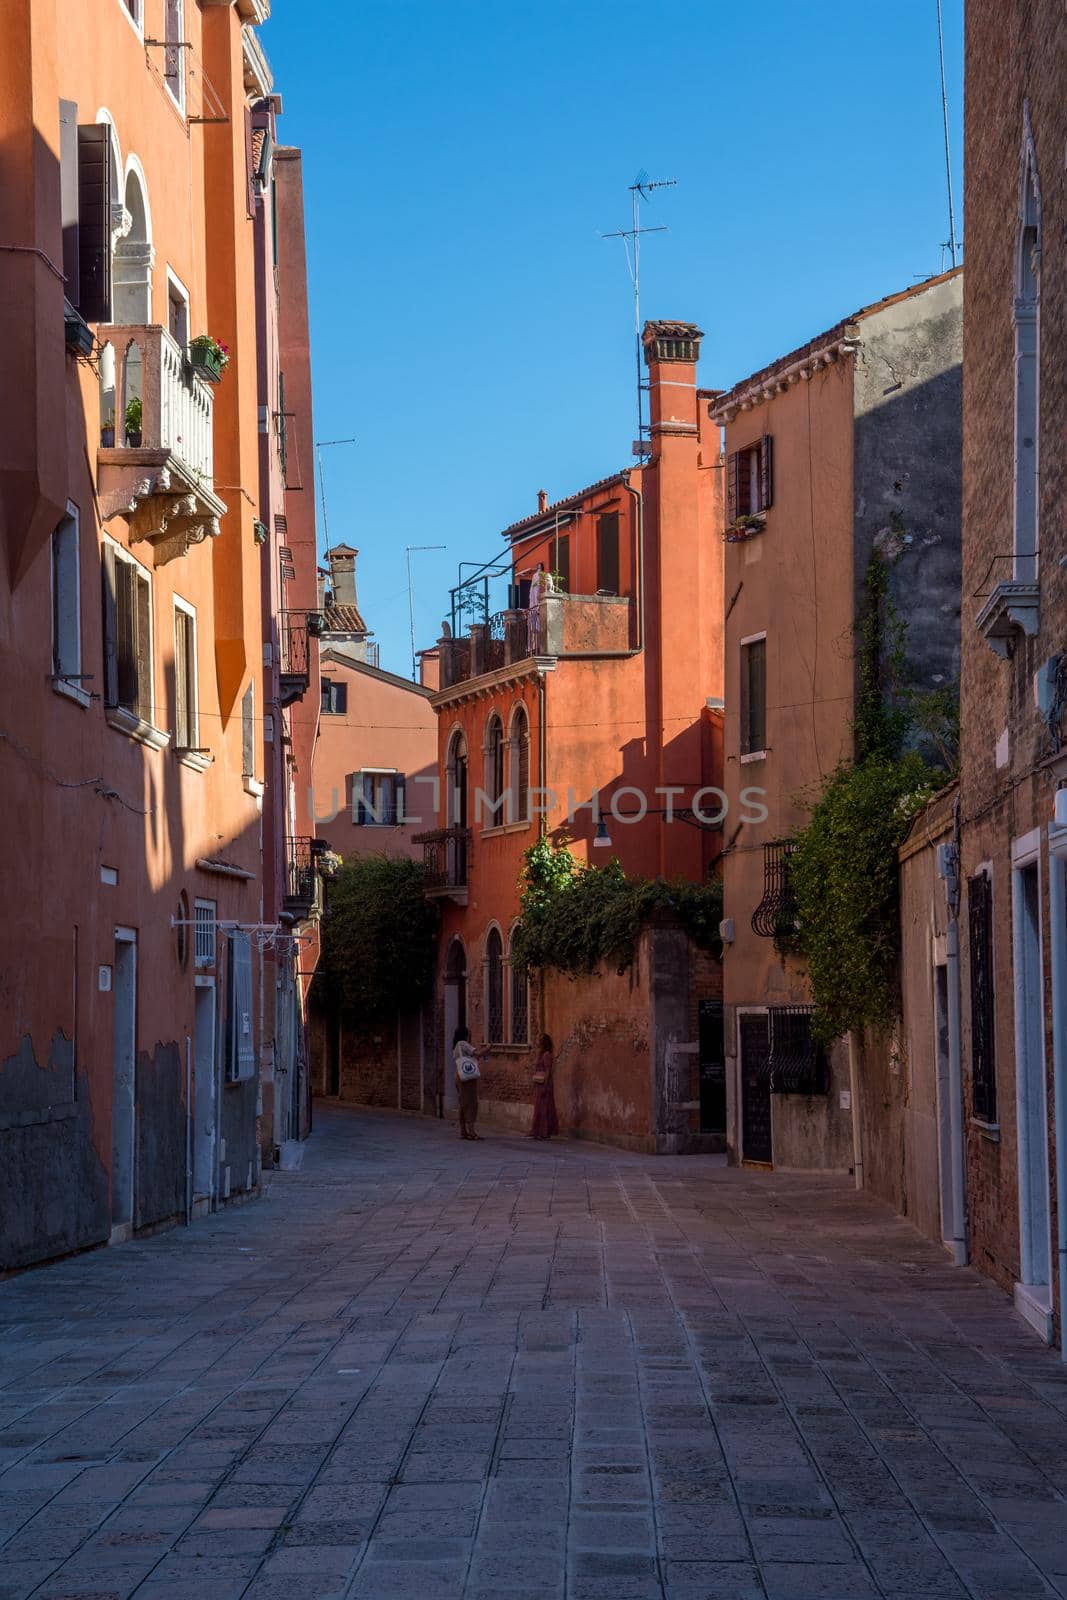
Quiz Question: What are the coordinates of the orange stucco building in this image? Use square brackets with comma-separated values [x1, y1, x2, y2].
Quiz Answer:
[418, 322, 725, 1142]
[0, 0, 322, 1268]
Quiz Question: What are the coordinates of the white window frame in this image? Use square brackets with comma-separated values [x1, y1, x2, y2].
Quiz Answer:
[173, 595, 199, 750]
[739, 630, 768, 763]
[104, 535, 159, 736]
[194, 898, 217, 968]
[117, 0, 144, 39]
[166, 267, 191, 354]
[51, 501, 87, 707]
[353, 768, 402, 826]
[163, 0, 186, 114]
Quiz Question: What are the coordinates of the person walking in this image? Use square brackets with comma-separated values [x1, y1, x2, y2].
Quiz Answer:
[453, 1027, 487, 1141]
[527, 1033, 559, 1141]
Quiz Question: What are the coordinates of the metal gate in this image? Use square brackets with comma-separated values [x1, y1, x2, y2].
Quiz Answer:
[698, 999, 726, 1134]
[739, 1011, 772, 1164]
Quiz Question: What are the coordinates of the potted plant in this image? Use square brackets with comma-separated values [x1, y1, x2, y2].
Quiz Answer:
[306, 611, 325, 638]
[100, 410, 115, 449]
[723, 512, 766, 543]
[124, 396, 143, 448]
[188, 333, 230, 384]
[316, 849, 343, 881]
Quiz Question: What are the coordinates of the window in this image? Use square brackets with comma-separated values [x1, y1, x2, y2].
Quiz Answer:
[51, 503, 83, 693]
[768, 1006, 827, 1095]
[509, 705, 530, 824]
[968, 871, 997, 1123]
[163, 0, 185, 110]
[102, 541, 153, 723]
[167, 271, 190, 351]
[1014, 119, 1041, 584]
[727, 436, 774, 521]
[60, 114, 114, 324]
[194, 899, 216, 967]
[509, 927, 528, 1045]
[751, 840, 797, 940]
[740, 634, 766, 756]
[173, 600, 198, 749]
[485, 927, 504, 1044]
[553, 533, 570, 594]
[484, 713, 505, 823]
[321, 677, 347, 715]
[596, 512, 620, 594]
[241, 682, 255, 778]
[353, 770, 405, 826]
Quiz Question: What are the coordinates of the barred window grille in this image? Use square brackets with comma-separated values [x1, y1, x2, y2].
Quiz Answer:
[751, 840, 798, 938]
[968, 871, 997, 1122]
[484, 714, 505, 818]
[768, 1006, 827, 1095]
[194, 899, 216, 967]
[486, 928, 504, 1044]
[509, 932, 529, 1045]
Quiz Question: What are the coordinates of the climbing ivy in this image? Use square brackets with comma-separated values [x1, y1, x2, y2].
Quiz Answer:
[788, 545, 953, 1042]
[316, 854, 439, 1022]
[510, 835, 723, 978]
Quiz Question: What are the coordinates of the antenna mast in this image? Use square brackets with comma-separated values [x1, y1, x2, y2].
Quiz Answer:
[315, 437, 357, 550]
[936, 0, 959, 267]
[603, 172, 676, 447]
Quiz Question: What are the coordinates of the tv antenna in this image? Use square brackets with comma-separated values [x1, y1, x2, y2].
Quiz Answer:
[315, 437, 356, 549]
[406, 544, 445, 683]
[935, 0, 960, 268]
[602, 171, 676, 447]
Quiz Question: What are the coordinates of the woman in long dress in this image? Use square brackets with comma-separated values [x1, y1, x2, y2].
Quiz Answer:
[528, 1032, 559, 1140]
[453, 1027, 486, 1140]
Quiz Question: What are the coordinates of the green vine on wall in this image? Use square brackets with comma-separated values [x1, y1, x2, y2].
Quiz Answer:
[788, 542, 955, 1043]
[316, 854, 439, 1022]
[510, 835, 723, 978]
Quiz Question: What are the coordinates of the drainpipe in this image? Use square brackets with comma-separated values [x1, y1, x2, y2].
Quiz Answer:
[537, 670, 548, 840]
[938, 813, 968, 1267]
[1048, 827, 1067, 1359]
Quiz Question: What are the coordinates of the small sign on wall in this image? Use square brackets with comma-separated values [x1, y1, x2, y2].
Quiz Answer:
[839, 1088, 852, 1111]
[98, 965, 112, 992]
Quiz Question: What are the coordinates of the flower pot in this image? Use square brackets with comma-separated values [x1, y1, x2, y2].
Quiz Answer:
[125, 429, 142, 448]
[101, 425, 115, 448]
[190, 347, 223, 384]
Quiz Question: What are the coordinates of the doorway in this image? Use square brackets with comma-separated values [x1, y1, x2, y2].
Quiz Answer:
[933, 963, 956, 1248]
[1013, 852, 1052, 1339]
[192, 979, 217, 1216]
[698, 999, 726, 1135]
[739, 1010, 772, 1165]
[442, 938, 467, 1114]
[111, 930, 137, 1238]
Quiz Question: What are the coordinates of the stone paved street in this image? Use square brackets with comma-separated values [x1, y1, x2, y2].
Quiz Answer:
[2, 1106, 1067, 1600]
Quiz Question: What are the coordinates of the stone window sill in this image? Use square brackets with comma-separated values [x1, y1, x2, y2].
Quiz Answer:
[740, 749, 768, 765]
[975, 580, 1039, 658]
[481, 818, 533, 838]
[970, 1117, 1000, 1143]
[176, 748, 214, 774]
[105, 705, 170, 752]
[243, 776, 264, 798]
[52, 676, 92, 709]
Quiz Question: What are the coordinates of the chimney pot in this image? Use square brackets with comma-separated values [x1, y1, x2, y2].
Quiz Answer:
[538, 489, 548, 514]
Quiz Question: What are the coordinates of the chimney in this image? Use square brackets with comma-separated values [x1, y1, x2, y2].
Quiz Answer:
[538, 489, 548, 514]
[642, 321, 703, 436]
[326, 544, 359, 607]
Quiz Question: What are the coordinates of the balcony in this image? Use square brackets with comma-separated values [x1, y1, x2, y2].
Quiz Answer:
[976, 580, 1040, 658]
[279, 611, 322, 706]
[414, 826, 471, 903]
[283, 836, 320, 919]
[96, 324, 227, 565]
[437, 593, 633, 691]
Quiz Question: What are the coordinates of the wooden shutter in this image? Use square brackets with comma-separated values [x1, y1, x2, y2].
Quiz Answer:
[335, 681, 348, 714]
[395, 773, 407, 824]
[77, 123, 112, 322]
[60, 100, 80, 295]
[555, 534, 570, 593]
[726, 451, 739, 522]
[760, 435, 774, 511]
[596, 513, 620, 595]
[175, 613, 188, 747]
[242, 684, 255, 776]
[134, 570, 151, 722]
[244, 107, 256, 218]
[102, 544, 119, 706]
[516, 713, 530, 820]
[114, 559, 137, 711]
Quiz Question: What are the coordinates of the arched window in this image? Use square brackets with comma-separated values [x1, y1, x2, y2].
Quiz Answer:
[509, 704, 530, 824]
[445, 730, 468, 886]
[508, 924, 529, 1045]
[113, 164, 153, 324]
[485, 927, 504, 1044]
[484, 713, 504, 825]
[1014, 114, 1041, 584]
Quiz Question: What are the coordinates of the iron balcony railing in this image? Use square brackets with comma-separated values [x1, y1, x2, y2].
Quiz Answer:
[415, 826, 471, 891]
[751, 840, 798, 939]
[284, 836, 317, 915]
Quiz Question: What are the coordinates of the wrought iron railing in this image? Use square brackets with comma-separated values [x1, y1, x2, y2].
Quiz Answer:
[415, 826, 471, 891]
[768, 1006, 827, 1095]
[281, 612, 310, 680]
[751, 840, 798, 939]
[284, 837, 317, 912]
[968, 871, 997, 1122]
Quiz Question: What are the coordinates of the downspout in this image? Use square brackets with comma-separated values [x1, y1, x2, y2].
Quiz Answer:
[1048, 825, 1067, 1359]
[847, 1031, 864, 1191]
[939, 804, 968, 1267]
[537, 668, 548, 838]
[184, 1035, 193, 1226]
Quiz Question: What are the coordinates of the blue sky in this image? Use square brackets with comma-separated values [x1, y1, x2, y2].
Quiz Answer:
[262, 0, 964, 679]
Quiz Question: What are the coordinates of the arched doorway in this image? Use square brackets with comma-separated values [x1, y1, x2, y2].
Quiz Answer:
[442, 937, 467, 1114]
